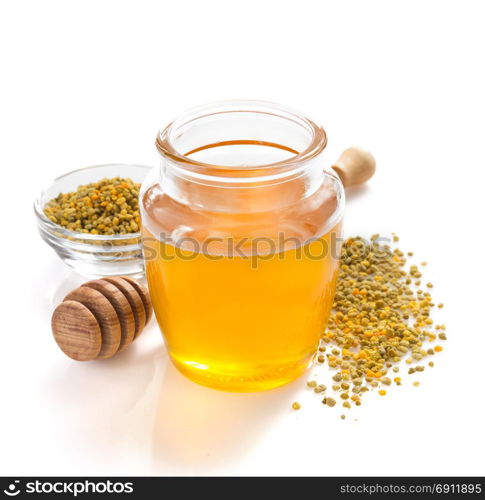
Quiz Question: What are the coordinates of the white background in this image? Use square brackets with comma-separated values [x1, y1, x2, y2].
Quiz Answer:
[1, 0, 484, 476]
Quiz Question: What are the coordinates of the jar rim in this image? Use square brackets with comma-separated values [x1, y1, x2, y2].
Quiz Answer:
[155, 100, 327, 172]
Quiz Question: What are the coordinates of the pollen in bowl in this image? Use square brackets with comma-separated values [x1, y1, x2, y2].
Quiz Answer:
[141, 141, 342, 391]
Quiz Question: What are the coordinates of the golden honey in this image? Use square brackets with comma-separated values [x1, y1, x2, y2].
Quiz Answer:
[143, 223, 341, 391]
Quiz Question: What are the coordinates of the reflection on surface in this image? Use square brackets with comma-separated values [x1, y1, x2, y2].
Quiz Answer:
[151, 362, 301, 472]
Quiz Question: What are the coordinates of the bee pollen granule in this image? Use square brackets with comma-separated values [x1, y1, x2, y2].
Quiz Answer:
[44, 177, 141, 235]
[301, 235, 445, 414]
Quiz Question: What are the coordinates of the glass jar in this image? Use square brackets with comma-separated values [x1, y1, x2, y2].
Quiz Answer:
[140, 100, 344, 391]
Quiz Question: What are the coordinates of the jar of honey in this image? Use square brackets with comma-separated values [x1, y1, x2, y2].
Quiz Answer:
[140, 100, 344, 391]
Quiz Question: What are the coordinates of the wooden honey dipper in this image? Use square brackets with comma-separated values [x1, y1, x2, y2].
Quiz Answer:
[331, 147, 376, 188]
[51, 277, 153, 361]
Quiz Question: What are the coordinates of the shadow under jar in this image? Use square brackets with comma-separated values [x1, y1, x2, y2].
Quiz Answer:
[140, 100, 345, 391]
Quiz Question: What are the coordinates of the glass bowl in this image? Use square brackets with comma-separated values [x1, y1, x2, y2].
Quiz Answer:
[34, 163, 153, 278]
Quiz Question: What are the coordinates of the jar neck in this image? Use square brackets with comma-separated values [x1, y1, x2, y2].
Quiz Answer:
[160, 156, 327, 212]
[155, 100, 329, 212]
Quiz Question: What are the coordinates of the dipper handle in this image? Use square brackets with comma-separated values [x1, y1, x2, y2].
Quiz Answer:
[332, 147, 376, 188]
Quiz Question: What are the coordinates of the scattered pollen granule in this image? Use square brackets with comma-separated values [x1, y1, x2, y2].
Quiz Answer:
[300, 235, 446, 415]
